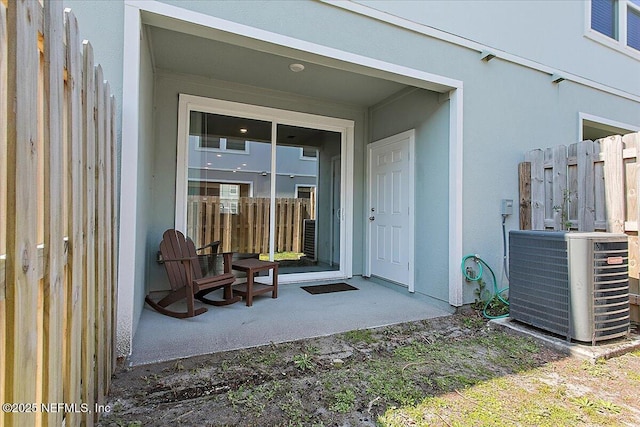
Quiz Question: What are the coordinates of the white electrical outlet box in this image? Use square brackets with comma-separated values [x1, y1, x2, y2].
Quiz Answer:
[501, 199, 513, 216]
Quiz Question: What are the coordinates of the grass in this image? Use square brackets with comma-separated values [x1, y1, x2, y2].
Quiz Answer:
[330, 388, 356, 413]
[343, 328, 377, 344]
[259, 251, 304, 261]
[293, 353, 315, 371]
[99, 313, 640, 427]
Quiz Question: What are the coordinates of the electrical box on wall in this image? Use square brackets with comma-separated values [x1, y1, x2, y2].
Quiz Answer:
[501, 199, 513, 216]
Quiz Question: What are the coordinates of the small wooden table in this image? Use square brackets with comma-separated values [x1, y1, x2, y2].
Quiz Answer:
[231, 258, 278, 307]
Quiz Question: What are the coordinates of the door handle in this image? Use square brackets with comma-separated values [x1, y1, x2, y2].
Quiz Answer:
[369, 216, 375, 221]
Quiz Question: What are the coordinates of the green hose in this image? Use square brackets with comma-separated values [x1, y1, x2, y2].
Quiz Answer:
[461, 254, 509, 319]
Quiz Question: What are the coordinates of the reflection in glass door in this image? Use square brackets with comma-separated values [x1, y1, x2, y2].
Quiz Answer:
[178, 95, 352, 280]
[274, 124, 341, 274]
[186, 112, 272, 257]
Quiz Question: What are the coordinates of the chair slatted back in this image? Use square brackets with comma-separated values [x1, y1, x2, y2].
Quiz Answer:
[185, 237, 205, 281]
[159, 229, 191, 292]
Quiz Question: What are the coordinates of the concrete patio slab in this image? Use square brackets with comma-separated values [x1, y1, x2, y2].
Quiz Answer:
[129, 277, 453, 366]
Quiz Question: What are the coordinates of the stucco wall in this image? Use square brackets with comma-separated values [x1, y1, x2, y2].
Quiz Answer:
[369, 88, 451, 303]
[353, 0, 640, 95]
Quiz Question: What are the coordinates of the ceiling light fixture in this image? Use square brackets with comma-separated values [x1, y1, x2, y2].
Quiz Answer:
[289, 63, 305, 73]
[239, 127, 248, 134]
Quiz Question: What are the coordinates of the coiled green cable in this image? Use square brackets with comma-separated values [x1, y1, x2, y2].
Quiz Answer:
[461, 254, 509, 319]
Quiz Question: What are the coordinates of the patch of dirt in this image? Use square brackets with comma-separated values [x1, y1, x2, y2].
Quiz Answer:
[98, 311, 640, 426]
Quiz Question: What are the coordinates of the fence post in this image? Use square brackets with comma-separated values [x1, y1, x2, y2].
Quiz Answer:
[518, 162, 531, 230]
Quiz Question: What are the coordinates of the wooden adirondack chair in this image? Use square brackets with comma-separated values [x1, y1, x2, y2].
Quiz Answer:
[145, 229, 240, 318]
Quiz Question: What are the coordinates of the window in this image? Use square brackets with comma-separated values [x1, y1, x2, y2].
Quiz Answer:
[300, 147, 318, 160]
[591, 0, 616, 38]
[296, 186, 316, 199]
[590, 0, 640, 51]
[189, 111, 252, 153]
[629, 2, 640, 49]
[579, 113, 639, 141]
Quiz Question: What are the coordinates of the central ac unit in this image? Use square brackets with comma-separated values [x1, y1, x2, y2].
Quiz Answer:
[509, 231, 630, 345]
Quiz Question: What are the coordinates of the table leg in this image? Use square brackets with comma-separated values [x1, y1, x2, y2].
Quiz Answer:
[272, 265, 278, 299]
[223, 283, 233, 301]
[246, 269, 254, 307]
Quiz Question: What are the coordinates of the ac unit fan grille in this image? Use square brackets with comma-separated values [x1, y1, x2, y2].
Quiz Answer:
[592, 242, 630, 341]
[509, 236, 570, 337]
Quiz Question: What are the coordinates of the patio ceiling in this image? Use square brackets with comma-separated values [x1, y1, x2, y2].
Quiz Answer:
[146, 24, 410, 108]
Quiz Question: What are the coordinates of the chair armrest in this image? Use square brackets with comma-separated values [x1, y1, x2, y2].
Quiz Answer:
[161, 256, 198, 263]
[197, 240, 221, 253]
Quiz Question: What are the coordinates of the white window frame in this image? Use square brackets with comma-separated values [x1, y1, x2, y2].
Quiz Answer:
[585, 0, 640, 59]
[193, 136, 251, 155]
[299, 147, 318, 161]
[579, 112, 640, 141]
[295, 184, 316, 199]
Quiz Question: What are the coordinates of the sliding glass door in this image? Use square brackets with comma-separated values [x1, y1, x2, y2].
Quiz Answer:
[275, 124, 341, 273]
[176, 96, 353, 281]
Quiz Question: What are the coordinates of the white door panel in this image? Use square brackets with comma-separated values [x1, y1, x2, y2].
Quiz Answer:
[368, 131, 414, 289]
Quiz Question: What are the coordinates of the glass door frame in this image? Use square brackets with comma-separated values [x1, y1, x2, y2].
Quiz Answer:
[176, 94, 354, 282]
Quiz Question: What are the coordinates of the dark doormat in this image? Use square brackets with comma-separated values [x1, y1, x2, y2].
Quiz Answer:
[301, 283, 358, 295]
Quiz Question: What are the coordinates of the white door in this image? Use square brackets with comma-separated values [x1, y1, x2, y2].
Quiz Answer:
[367, 130, 414, 290]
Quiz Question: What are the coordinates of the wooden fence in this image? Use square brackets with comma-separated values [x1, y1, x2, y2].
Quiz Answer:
[1, 1, 118, 426]
[187, 196, 313, 254]
[519, 132, 640, 321]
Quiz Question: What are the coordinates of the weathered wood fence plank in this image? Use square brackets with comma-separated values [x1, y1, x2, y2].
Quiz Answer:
[81, 39, 97, 427]
[110, 94, 119, 374]
[4, 2, 41, 426]
[577, 139, 595, 231]
[518, 162, 531, 230]
[63, 9, 84, 427]
[0, 0, 8, 419]
[603, 135, 625, 233]
[95, 63, 107, 408]
[42, 1, 65, 425]
[524, 149, 544, 230]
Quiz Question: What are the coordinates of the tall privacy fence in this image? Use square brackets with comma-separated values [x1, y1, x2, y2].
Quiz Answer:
[187, 196, 314, 254]
[1, 1, 118, 426]
[518, 132, 640, 321]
